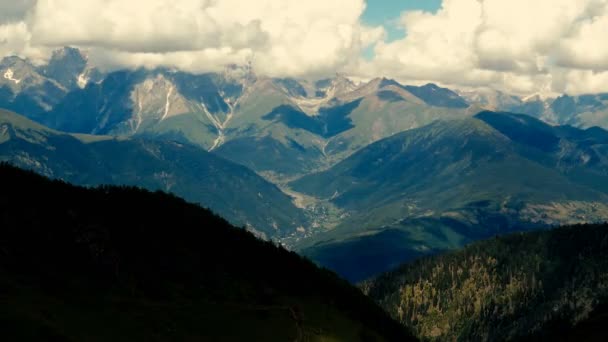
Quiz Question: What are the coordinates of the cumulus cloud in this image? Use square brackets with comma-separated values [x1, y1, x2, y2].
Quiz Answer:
[555, 4, 608, 71]
[360, 0, 608, 95]
[0, 0, 36, 24]
[0, 0, 376, 78]
[1, 0, 608, 94]
[29, 0, 267, 52]
[0, 21, 52, 65]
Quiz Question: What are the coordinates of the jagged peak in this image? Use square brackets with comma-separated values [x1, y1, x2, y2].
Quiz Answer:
[50, 46, 87, 61]
[378, 77, 402, 89]
[331, 73, 356, 85]
[0, 55, 46, 90]
[0, 55, 33, 69]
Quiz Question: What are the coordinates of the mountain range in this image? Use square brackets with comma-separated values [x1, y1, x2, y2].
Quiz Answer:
[3, 46, 608, 283]
[4, 48, 608, 181]
[292, 111, 608, 281]
[0, 47, 101, 117]
[458, 89, 608, 130]
[4, 45, 608, 339]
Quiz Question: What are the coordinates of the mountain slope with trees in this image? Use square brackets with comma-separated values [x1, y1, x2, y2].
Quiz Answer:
[363, 224, 608, 341]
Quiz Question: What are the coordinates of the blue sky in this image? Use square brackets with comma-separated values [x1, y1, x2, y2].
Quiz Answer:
[362, 0, 443, 42]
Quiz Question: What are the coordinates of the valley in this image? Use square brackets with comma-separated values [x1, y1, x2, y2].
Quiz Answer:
[4, 1, 608, 340]
[0, 109, 309, 239]
[4, 47, 608, 284]
[2, 46, 608, 323]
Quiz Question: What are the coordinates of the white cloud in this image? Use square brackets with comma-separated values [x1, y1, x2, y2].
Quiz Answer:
[362, 0, 481, 81]
[1, 0, 608, 94]
[0, 0, 36, 24]
[556, 3, 608, 71]
[0, 22, 29, 56]
[0, 0, 373, 78]
[0, 21, 51, 65]
[29, 0, 265, 52]
[360, 0, 608, 95]
[553, 69, 608, 95]
[88, 48, 254, 74]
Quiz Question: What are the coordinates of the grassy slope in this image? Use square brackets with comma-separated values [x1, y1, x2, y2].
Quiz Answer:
[0, 163, 415, 342]
[215, 81, 327, 178]
[292, 113, 608, 281]
[324, 96, 476, 164]
[216, 79, 478, 178]
[139, 110, 219, 149]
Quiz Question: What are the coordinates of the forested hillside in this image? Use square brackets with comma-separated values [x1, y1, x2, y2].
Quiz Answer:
[363, 224, 608, 341]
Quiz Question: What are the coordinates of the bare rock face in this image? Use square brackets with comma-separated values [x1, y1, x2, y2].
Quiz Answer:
[127, 74, 191, 133]
[0, 56, 67, 114]
[42, 47, 88, 90]
[0, 56, 47, 93]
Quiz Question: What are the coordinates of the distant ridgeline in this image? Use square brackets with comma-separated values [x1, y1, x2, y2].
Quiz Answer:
[0, 163, 414, 342]
[362, 224, 608, 341]
[292, 111, 608, 282]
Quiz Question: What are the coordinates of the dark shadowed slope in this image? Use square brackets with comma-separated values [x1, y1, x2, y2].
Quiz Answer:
[0, 164, 415, 342]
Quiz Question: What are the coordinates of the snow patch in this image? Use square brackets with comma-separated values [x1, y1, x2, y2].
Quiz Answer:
[3, 69, 21, 84]
[161, 85, 174, 121]
[136, 97, 143, 131]
[203, 102, 227, 151]
[130, 96, 143, 133]
[292, 96, 327, 116]
[204, 92, 237, 151]
[291, 77, 357, 115]
[77, 73, 89, 88]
